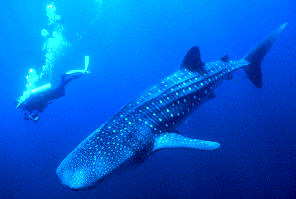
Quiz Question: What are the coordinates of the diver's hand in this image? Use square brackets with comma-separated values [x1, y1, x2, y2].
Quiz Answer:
[24, 113, 40, 121]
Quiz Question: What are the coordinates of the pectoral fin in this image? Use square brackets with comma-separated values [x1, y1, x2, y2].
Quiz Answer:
[153, 133, 220, 151]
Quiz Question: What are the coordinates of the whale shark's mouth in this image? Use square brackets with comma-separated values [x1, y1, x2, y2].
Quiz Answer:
[56, 167, 93, 190]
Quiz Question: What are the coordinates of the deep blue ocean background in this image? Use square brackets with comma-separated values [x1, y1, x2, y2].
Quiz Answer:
[0, 0, 295, 198]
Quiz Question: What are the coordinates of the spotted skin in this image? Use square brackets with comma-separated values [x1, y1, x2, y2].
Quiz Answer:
[56, 23, 287, 190]
[56, 59, 249, 190]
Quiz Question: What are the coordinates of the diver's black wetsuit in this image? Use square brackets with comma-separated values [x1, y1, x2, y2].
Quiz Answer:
[19, 72, 83, 120]
[21, 84, 65, 113]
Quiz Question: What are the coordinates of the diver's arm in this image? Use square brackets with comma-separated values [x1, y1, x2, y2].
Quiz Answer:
[24, 112, 40, 121]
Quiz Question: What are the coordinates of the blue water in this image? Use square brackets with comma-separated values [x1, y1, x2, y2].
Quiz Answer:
[0, 0, 295, 198]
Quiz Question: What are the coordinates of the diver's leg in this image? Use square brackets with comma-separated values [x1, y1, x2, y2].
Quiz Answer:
[24, 112, 30, 120]
[61, 56, 90, 86]
[60, 73, 84, 86]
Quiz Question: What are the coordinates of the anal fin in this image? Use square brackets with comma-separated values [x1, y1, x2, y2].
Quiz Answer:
[153, 133, 220, 151]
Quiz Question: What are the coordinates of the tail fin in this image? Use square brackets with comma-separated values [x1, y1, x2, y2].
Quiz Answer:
[244, 23, 287, 88]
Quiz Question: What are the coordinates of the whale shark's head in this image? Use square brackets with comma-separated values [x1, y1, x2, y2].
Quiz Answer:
[56, 131, 136, 190]
[56, 120, 156, 190]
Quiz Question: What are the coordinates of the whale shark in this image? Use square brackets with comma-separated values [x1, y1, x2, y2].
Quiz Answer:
[56, 23, 287, 190]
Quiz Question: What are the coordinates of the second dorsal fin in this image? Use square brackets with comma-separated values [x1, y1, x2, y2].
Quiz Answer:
[220, 55, 230, 62]
[180, 46, 207, 74]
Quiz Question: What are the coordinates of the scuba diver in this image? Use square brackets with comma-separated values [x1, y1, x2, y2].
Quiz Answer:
[16, 56, 90, 121]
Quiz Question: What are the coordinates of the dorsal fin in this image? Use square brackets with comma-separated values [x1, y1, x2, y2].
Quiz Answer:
[180, 46, 207, 74]
[220, 55, 230, 62]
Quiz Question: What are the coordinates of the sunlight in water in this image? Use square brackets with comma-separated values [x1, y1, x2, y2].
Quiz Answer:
[96, 0, 103, 7]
